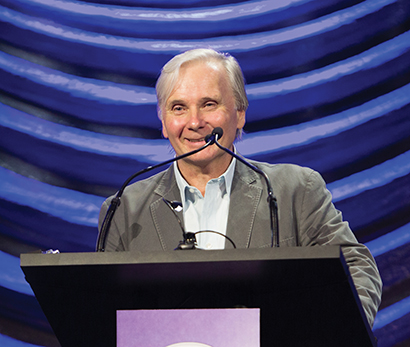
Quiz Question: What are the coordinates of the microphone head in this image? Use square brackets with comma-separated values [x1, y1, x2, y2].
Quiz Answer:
[204, 127, 224, 143]
[213, 127, 223, 140]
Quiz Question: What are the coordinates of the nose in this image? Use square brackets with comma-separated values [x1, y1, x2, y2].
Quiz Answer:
[187, 108, 205, 131]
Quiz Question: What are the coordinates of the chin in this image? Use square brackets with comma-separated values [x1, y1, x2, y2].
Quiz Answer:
[188, 148, 227, 165]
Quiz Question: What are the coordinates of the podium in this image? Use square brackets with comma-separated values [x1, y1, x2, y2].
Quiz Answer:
[20, 247, 376, 346]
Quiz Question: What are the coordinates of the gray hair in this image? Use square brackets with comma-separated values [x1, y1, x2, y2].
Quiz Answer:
[155, 48, 248, 137]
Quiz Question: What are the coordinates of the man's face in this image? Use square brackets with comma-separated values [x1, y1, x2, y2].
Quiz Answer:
[161, 61, 245, 169]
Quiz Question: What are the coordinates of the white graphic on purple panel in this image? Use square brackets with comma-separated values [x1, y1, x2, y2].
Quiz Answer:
[166, 343, 212, 347]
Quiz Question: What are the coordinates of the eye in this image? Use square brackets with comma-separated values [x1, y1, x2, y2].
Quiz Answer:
[172, 105, 186, 114]
[203, 101, 217, 109]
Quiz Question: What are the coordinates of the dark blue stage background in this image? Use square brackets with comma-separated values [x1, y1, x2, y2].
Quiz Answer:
[1, 0, 409, 346]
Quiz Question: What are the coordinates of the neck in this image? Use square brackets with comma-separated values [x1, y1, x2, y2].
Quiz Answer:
[177, 154, 232, 196]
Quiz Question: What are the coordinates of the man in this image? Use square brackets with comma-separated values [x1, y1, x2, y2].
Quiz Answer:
[98, 48, 382, 326]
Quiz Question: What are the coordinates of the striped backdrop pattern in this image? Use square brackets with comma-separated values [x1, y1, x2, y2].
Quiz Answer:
[0, 0, 409, 346]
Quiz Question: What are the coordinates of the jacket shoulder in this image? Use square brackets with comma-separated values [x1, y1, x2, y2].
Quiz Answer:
[123, 167, 172, 196]
[247, 160, 318, 181]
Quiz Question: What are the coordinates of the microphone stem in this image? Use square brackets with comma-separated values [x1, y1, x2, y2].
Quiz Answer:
[118, 141, 213, 197]
[96, 140, 214, 252]
[214, 138, 280, 247]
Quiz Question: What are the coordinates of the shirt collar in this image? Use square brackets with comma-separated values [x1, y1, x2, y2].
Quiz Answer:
[174, 149, 237, 203]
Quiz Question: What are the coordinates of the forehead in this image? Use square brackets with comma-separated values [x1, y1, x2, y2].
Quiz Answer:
[167, 61, 231, 100]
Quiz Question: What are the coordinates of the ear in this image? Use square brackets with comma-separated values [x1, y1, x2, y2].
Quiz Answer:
[161, 119, 169, 139]
[236, 109, 246, 129]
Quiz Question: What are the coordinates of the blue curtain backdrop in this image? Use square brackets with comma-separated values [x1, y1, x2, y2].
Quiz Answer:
[0, 0, 409, 346]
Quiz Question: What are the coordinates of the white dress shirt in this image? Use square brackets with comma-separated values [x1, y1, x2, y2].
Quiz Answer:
[174, 157, 236, 249]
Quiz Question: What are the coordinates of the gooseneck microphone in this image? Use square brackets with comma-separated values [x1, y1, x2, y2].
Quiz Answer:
[211, 127, 280, 247]
[96, 131, 221, 252]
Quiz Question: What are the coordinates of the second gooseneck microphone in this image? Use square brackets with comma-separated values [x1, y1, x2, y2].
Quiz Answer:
[211, 127, 280, 247]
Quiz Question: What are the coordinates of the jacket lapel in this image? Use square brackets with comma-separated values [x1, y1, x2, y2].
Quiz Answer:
[226, 161, 264, 248]
[150, 166, 186, 251]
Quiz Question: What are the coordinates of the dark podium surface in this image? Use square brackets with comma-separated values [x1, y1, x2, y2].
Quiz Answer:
[20, 247, 376, 346]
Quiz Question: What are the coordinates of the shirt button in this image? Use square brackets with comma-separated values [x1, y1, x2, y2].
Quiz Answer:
[189, 188, 195, 194]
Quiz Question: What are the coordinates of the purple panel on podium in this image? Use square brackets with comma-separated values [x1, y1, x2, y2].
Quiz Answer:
[117, 308, 260, 346]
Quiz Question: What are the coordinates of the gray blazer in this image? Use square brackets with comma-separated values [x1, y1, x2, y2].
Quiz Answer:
[99, 160, 382, 326]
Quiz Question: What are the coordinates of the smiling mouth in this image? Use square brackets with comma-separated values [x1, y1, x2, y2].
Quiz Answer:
[187, 138, 205, 143]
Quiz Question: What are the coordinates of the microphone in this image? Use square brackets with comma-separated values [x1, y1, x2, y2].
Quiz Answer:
[204, 127, 223, 143]
[212, 127, 280, 247]
[96, 130, 221, 252]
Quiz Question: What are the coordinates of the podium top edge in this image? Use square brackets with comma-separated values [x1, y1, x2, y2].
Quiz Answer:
[20, 246, 342, 268]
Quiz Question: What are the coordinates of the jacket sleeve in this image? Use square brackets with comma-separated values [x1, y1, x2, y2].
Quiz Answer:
[297, 169, 382, 327]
